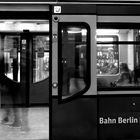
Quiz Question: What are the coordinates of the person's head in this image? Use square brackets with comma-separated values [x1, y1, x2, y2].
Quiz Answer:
[120, 63, 129, 72]
[134, 66, 140, 84]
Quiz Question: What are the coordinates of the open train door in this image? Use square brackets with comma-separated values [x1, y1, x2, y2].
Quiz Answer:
[0, 4, 50, 108]
[52, 5, 97, 140]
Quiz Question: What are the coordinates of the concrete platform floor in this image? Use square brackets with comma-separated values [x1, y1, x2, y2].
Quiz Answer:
[0, 107, 49, 140]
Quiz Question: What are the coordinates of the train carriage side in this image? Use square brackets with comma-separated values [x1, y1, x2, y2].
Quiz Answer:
[52, 3, 140, 140]
[97, 5, 140, 140]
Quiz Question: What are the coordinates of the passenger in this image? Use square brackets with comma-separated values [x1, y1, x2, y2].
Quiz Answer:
[0, 62, 21, 127]
[114, 62, 132, 86]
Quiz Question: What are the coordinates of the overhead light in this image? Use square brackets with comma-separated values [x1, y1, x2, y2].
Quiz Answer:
[4, 21, 14, 24]
[81, 29, 87, 36]
[97, 44, 113, 47]
[97, 37, 114, 42]
[68, 28, 87, 35]
[68, 30, 81, 34]
[96, 29, 119, 35]
[0, 20, 49, 32]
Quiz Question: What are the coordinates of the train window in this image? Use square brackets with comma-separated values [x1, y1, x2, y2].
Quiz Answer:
[0, 20, 49, 32]
[97, 28, 140, 90]
[97, 35, 119, 75]
[3, 35, 20, 82]
[33, 35, 49, 83]
[59, 23, 90, 97]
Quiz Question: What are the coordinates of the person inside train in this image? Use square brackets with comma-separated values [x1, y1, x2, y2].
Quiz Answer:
[111, 62, 132, 87]
[134, 65, 140, 85]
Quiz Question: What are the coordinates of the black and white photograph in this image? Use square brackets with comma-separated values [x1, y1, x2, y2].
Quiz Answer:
[1, 0, 140, 140]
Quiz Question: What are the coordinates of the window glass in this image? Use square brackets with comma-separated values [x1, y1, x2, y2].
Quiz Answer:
[33, 35, 49, 83]
[3, 35, 20, 82]
[1, 34, 50, 83]
[97, 29, 140, 89]
[59, 24, 89, 97]
[97, 36, 119, 75]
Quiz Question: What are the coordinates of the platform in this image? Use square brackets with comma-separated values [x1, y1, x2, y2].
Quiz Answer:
[0, 107, 49, 140]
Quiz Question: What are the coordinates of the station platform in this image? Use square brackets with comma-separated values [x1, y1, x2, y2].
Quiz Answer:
[0, 107, 49, 140]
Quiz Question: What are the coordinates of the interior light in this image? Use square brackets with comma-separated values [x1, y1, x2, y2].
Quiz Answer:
[68, 27, 81, 34]
[4, 20, 14, 24]
[46, 37, 49, 41]
[97, 37, 114, 42]
[97, 44, 114, 47]
[68, 29, 87, 35]
[82, 29, 87, 36]
[68, 30, 81, 34]
[0, 20, 49, 32]
[96, 29, 119, 35]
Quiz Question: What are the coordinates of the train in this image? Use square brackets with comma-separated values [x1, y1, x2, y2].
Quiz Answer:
[0, 0, 140, 139]
[51, 1, 140, 140]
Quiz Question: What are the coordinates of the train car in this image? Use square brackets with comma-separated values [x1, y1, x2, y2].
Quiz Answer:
[0, 2, 51, 107]
[51, 1, 140, 140]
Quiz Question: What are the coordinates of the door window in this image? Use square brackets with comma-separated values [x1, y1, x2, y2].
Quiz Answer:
[2, 35, 20, 82]
[33, 35, 49, 83]
[2, 34, 50, 83]
[59, 23, 90, 97]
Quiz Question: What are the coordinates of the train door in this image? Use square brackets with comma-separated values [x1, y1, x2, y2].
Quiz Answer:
[20, 32, 49, 106]
[52, 13, 97, 139]
[0, 19, 50, 107]
[20, 32, 50, 106]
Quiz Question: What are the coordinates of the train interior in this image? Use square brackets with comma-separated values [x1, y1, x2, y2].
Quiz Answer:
[2, 20, 49, 82]
[96, 28, 140, 89]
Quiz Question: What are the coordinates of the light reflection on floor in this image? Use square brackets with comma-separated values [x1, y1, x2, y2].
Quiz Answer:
[0, 107, 49, 140]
